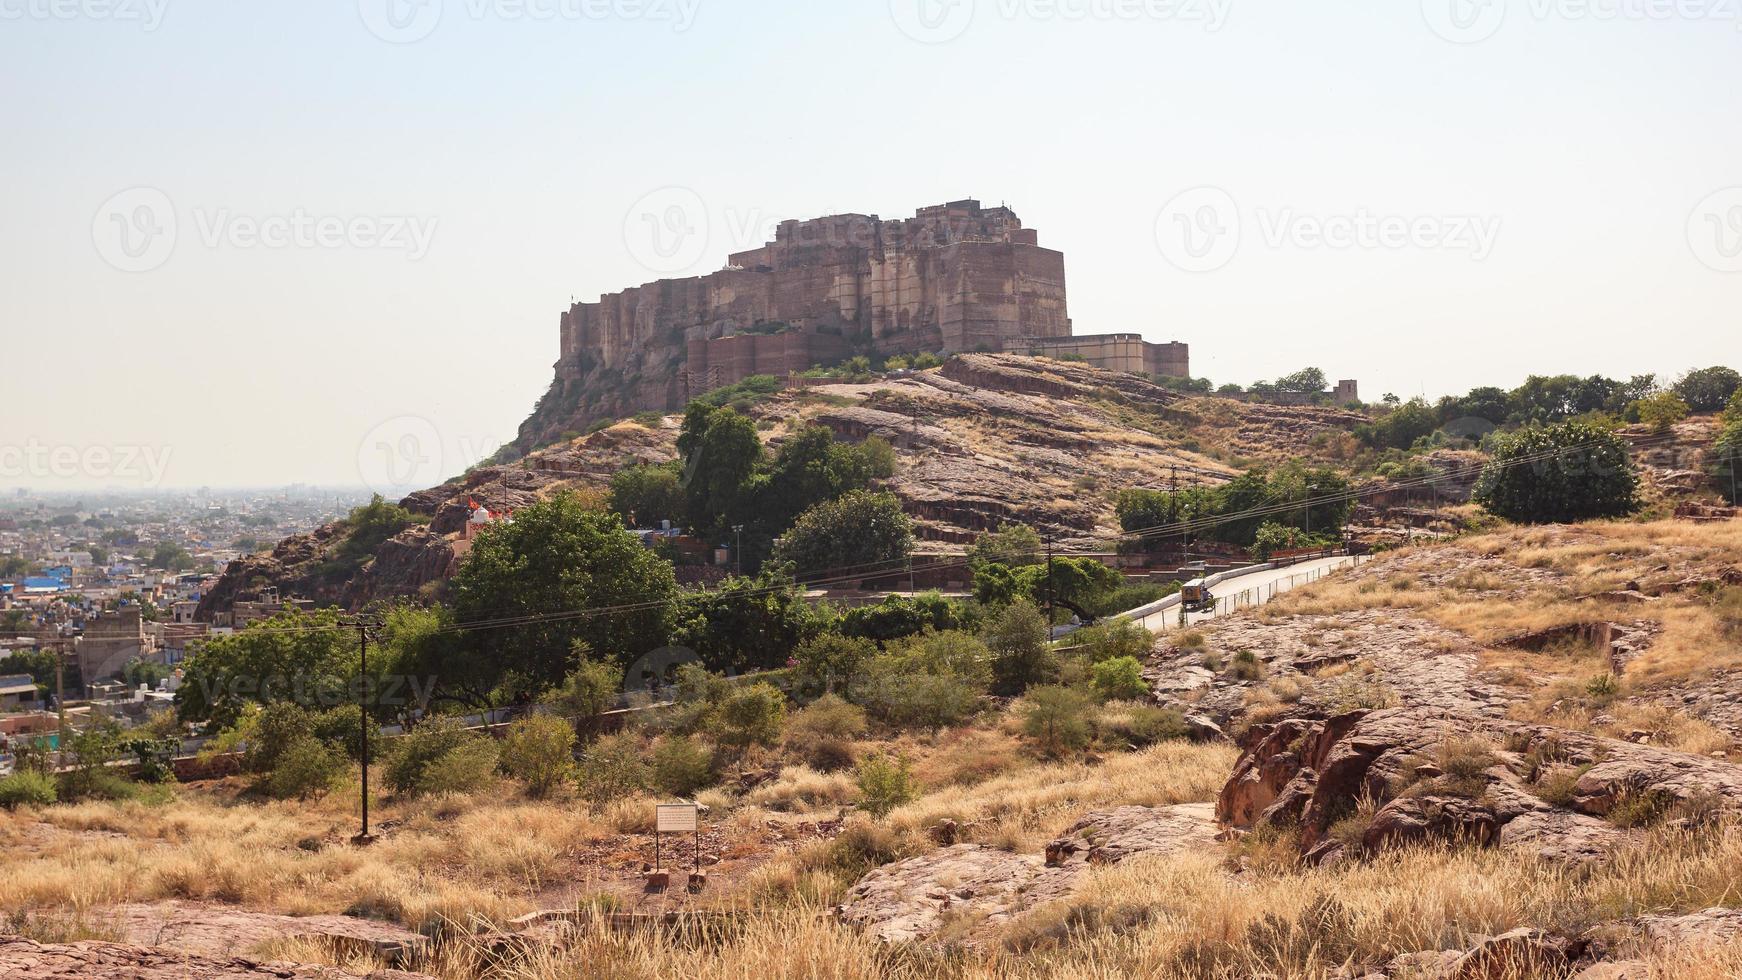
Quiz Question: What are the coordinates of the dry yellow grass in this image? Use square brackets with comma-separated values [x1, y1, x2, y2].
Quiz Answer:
[256, 819, 1742, 980]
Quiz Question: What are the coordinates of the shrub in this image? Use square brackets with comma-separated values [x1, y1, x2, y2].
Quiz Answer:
[264, 736, 347, 800]
[1019, 685, 1096, 755]
[1472, 421, 1639, 524]
[1122, 706, 1192, 746]
[1072, 620, 1156, 667]
[1608, 788, 1678, 828]
[576, 733, 650, 806]
[982, 601, 1055, 693]
[785, 693, 869, 742]
[1090, 656, 1149, 701]
[415, 737, 500, 796]
[383, 717, 496, 797]
[0, 771, 57, 809]
[651, 735, 716, 797]
[855, 753, 917, 819]
[1228, 650, 1266, 682]
[713, 682, 787, 751]
[1633, 391, 1691, 433]
[501, 714, 578, 798]
[791, 634, 876, 694]
[546, 657, 623, 721]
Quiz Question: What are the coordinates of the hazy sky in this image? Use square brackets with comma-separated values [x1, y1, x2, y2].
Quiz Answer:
[3, 0, 1739, 492]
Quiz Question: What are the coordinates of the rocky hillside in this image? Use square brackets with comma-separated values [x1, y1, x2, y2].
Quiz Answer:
[199, 355, 1376, 617]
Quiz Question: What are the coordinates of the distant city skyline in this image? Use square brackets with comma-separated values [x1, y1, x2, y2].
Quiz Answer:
[4, 0, 1739, 489]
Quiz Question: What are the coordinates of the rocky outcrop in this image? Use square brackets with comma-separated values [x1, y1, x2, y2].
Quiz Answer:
[837, 804, 1219, 944]
[1218, 708, 1742, 863]
[0, 934, 430, 980]
[95, 901, 427, 964]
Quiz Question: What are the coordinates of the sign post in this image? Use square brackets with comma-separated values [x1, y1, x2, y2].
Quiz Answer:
[656, 802, 701, 891]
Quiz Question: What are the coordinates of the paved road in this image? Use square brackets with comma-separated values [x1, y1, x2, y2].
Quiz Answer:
[1133, 555, 1358, 634]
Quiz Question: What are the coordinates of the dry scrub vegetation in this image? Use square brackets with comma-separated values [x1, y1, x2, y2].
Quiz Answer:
[246, 818, 1742, 979]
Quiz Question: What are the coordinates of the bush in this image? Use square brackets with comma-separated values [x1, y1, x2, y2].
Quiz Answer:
[501, 714, 578, 798]
[785, 694, 868, 772]
[415, 737, 500, 796]
[855, 753, 917, 819]
[1090, 656, 1149, 701]
[791, 634, 876, 694]
[264, 736, 347, 800]
[1069, 620, 1155, 665]
[1472, 421, 1639, 524]
[856, 631, 993, 729]
[0, 771, 57, 809]
[1020, 685, 1096, 755]
[1120, 705, 1192, 746]
[713, 682, 788, 751]
[576, 733, 650, 806]
[651, 735, 716, 796]
[785, 693, 869, 742]
[982, 601, 1055, 694]
[384, 717, 498, 797]
[1228, 650, 1266, 682]
[1633, 391, 1691, 433]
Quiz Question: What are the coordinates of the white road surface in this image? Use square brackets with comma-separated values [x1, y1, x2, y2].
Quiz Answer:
[1133, 555, 1358, 634]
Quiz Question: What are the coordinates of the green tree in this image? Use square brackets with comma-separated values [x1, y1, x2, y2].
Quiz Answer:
[671, 571, 826, 672]
[791, 633, 877, 693]
[176, 608, 358, 729]
[712, 681, 787, 751]
[769, 491, 912, 579]
[1361, 398, 1439, 450]
[151, 541, 194, 572]
[838, 592, 980, 645]
[1275, 367, 1328, 395]
[608, 463, 685, 528]
[1251, 522, 1300, 560]
[1473, 421, 1639, 524]
[447, 492, 677, 694]
[966, 523, 1043, 570]
[981, 601, 1055, 694]
[678, 405, 764, 539]
[1019, 685, 1095, 755]
[1674, 366, 1742, 413]
[1633, 391, 1691, 433]
[334, 495, 421, 564]
[501, 713, 578, 797]
[1725, 388, 1742, 425]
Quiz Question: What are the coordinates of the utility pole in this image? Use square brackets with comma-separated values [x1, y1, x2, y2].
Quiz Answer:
[1045, 533, 1055, 625]
[1305, 484, 1318, 540]
[732, 525, 744, 576]
[344, 618, 381, 845]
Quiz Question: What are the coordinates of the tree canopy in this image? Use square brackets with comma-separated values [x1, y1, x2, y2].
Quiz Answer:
[1472, 421, 1639, 524]
[769, 490, 912, 579]
[446, 492, 677, 693]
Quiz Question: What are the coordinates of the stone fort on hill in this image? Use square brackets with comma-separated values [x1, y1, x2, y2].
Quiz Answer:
[522, 200, 1188, 446]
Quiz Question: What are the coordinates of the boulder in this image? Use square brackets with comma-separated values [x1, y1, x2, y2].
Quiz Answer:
[1362, 796, 1500, 853]
[0, 934, 431, 980]
[838, 804, 1219, 944]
